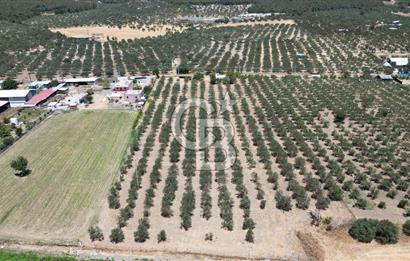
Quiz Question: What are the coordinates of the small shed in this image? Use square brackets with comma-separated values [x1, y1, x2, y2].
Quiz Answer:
[376, 74, 394, 81]
[387, 57, 409, 67]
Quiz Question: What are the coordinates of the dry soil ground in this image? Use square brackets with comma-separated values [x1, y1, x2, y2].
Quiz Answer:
[50, 25, 185, 41]
[51, 20, 296, 41]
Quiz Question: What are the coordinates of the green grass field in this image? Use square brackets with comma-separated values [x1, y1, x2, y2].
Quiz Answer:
[0, 110, 134, 242]
[0, 250, 88, 260]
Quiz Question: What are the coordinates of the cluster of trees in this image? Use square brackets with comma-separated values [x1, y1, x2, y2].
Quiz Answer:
[0, 121, 13, 151]
[349, 218, 399, 244]
[252, 76, 410, 214]
[88, 225, 104, 241]
[1, 78, 18, 89]
[200, 166, 212, 219]
[180, 85, 197, 230]
[134, 218, 150, 242]
[108, 181, 121, 209]
[161, 164, 179, 217]
[180, 182, 196, 230]
[251, 173, 266, 209]
[249, 0, 382, 14]
[10, 156, 30, 177]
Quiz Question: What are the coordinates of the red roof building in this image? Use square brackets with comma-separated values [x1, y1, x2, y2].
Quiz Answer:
[25, 88, 57, 107]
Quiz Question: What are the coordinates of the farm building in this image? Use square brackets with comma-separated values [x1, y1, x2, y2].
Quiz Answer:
[0, 101, 9, 113]
[69, 33, 103, 41]
[216, 73, 226, 80]
[177, 17, 219, 24]
[112, 78, 133, 92]
[236, 13, 272, 20]
[28, 80, 51, 90]
[0, 89, 35, 107]
[386, 57, 409, 67]
[376, 74, 394, 81]
[131, 76, 153, 88]
[64, 77, 99, 86]
[25, 88, 58, 107]
[123, 90, 144, 103]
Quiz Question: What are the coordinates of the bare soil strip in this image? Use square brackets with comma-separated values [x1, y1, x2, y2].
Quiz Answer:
[51, 20, 296, 41]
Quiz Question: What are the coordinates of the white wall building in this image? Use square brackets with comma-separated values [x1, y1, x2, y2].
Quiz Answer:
[131, 76, 153, 88]
[64, 77, 99, 86]
[387, 57, 409, 67]
[0, 89, 35, 107]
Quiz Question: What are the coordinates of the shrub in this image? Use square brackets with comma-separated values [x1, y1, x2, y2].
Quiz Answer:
[404, 208, 410, 217]
[315, 192, 330, 210]
[378, 201, 386, 209]
[260, 199, 266, 209]
[398, 199, 409, 209]
[275, 191, 292, 211]
[334, 111, 346, 124]
[108, 189, 120, 209]
[387, 190, 397, 199]
[323, 216, 333, 231]
[110, 228, 124, 243]
[88, 226, 104, 241]
[349, 218, 378, 243]
[2, 78, 18, 90]
[245, 228, 254, 243]
[205, 232, 213, 241]
[134, 218, 150, 243]
[242, 217, 255, 230]
[354, 198, 368, 210]
[349, 219, 399, 244]
[10, 156, 30, 177]
[327, 183, 343, 201]
[157, 230, 167, 243]
[375, 220, 399, 245]
[193, 71, 204, 80]
[403, 220, 410, 236]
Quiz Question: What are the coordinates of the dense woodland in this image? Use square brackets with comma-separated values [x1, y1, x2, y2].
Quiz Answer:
[0, 0, 98, 22]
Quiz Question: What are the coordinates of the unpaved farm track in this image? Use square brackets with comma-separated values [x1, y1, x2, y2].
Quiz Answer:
[0, 243, 285, 261]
